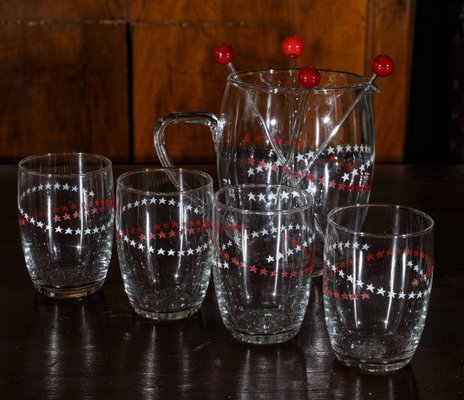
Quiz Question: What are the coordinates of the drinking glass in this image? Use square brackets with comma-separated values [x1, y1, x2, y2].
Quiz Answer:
[116, 168, 214, 321]
[155, 68, 375, 275]
[213, 184, 315, 344]
[323, 204, 434, 372]
[18, 153, 114, 298]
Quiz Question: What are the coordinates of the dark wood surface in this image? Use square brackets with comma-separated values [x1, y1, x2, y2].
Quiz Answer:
[1, 163, 463, 399]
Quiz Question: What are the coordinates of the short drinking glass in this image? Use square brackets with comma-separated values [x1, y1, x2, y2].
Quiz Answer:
[18, 153, 114, 298]
[213, 184, 315, 344]
[116, 168, 214, 321]
[323, 204, 434, 372]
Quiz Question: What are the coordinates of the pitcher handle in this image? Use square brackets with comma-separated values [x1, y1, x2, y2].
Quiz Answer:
[154, 111, 220, 168]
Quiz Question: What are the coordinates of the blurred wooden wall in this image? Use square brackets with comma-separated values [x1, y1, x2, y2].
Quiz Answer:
[0, 0, 415, 163]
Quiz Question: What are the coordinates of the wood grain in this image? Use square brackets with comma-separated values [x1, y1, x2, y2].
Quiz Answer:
[0, 0, 415, 163]
[366, 0, 416, 162]
[0, 3, 129, 162]
[132, 0, 369, 163]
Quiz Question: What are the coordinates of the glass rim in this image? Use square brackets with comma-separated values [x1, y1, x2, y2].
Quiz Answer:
[18, 152, 112, 177]
[227, 68, 369, 93]
[215, 184, 313, 216]
[116, 168, 213, 196]
[327, 203, 435, 239]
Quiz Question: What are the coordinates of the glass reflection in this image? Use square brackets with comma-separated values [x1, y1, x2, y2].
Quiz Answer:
[24, 292, 111, 399]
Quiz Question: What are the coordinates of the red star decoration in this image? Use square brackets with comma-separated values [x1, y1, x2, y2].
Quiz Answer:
[338, 183, 346, 191]
[271, 163, 279, 172]
[412, 279, 419, 286]
[171, 221, 179, 228]
[232, 257, 238, 265]
[243, 134, 251, 143]
[329, 180, 336, 188]
[247, 157, 255, 166]
[139, 234, 145, 240]
[329, 155, 337, 162]
[73, 211, 79, 219]
[163, 223, 170, 229]
[188, 228, 195, 234]
[397, 248, 403, 255]
[414, 250, 419, 257]
[258, 160, 266, 167]
[351, 293, 358, 300]
[154, 224, 161, 230]
[224, 252, 230, 260]
[271, 271, 278, 277]
[295, 170, 303, 178]
[334, 292, 340, 299]
[386, 249, 393, 256]
[361, 292, 370, 300]
[291, 271, 298, 278]
[260, 268, 268, 275]
[367, 253, 374, 261]
[406, 249, 413, 256]
[307, 173, 314, 181]
[283, 167, 291, 175]
[169, 230, 176, 237]
[159, 231, 166, 238]
[63, 213, 71, 221]
[149, 233, 156, 239]
[249, 265, 257, 273]
[341, 293, 349, 300]
[54, 207, 60, 213]
[253, 135, 261, 143]
[240, 262, 247, 269]
[62, 205, 69, 212]
[339, 262, 346, 269]
[53, 215, 61, 222]
[318, 177, 325, 186]
[376, 251, 384, 259]
[281, 271, 288, 277]
[70, 203, 78, 210]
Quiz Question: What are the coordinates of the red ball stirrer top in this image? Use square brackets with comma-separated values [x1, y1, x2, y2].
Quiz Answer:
[281, 35, 320, 89]
[281, 36, 304, 58]
[213, 43, 235, 66]
[371, 54, 395, 78]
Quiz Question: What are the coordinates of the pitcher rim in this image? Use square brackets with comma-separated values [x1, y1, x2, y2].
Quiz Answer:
[227, 68, 369, 93]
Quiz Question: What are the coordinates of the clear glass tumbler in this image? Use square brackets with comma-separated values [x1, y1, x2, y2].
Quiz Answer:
[213, 184, 315, 344]
[116, 168, 214, 321]
[18, 153, 114, 298]
[323, 204, 434, 372]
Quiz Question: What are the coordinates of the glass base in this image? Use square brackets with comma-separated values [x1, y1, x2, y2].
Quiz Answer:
[336, 353, 411, 373]
[35, 280, 104, 299]
[133, 302, 202, 321]
[229, 328, 300, 345]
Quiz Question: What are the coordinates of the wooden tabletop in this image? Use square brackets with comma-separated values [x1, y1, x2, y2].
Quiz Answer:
[1, 164, 463, 399]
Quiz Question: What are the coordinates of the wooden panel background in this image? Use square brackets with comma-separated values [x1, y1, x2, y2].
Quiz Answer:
[0, 0, 415, 163]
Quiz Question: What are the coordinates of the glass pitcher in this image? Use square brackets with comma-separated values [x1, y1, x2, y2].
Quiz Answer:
[154, 68, 375, 274]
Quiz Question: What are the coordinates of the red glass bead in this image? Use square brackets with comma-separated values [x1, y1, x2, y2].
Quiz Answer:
[371, 54, 395, 77]
[281, 36, 304, 58]
[213, 44, 235, 65]
[298, 66, 321, 88]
